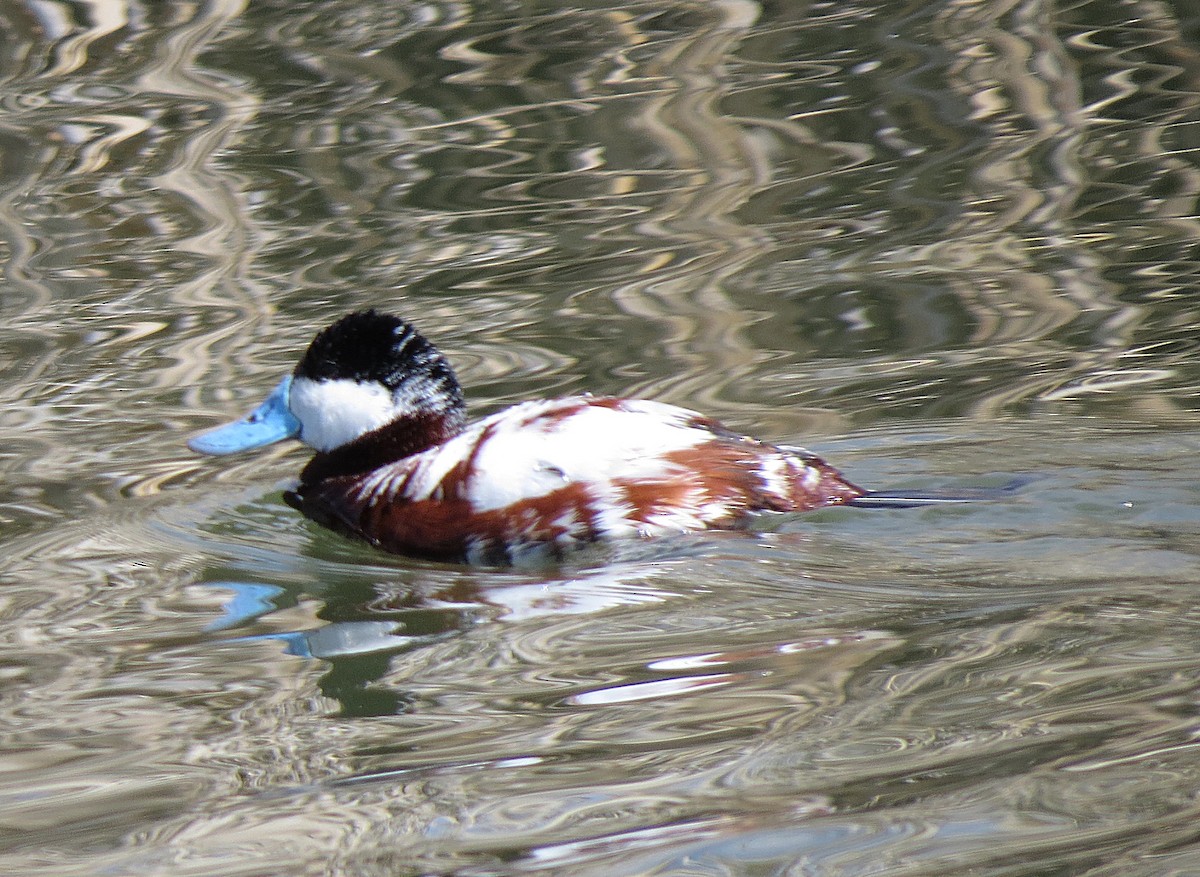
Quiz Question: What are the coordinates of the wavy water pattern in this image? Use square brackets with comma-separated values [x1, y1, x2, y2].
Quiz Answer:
[4, 1, 1200, 875]
[9, 424, 1200, 873]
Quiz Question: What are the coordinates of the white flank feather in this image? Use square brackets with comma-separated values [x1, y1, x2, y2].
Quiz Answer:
[463, 399, 708, 513]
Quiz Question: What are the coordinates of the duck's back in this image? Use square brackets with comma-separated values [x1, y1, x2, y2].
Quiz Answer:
[287, 396, 864, 562]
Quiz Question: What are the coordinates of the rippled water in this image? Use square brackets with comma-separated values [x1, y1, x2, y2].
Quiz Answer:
[3, 1, 1200, 874]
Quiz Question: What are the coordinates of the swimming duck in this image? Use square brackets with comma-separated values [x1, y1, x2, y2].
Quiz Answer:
[189, 310, 873, 564]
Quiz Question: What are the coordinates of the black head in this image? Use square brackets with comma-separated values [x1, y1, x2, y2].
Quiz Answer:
[294, 310, 458, 394]
[287, 311, 466, 455]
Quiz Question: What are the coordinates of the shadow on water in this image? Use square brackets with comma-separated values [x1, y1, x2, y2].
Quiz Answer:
[2, 0, 1200, 874]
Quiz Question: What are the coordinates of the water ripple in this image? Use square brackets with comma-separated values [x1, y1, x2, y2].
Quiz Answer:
[5, 2, 1200, 875]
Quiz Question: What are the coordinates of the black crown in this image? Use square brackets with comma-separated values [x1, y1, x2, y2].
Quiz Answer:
[294, 310, 462, 404]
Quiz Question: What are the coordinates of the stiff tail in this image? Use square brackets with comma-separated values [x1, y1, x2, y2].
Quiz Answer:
[847, 476, 1033, 509]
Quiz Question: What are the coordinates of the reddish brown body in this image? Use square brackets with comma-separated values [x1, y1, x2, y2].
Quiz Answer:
[286, 396, 864, 563]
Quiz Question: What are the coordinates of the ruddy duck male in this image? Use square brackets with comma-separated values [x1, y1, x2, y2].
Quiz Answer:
[190, 310, 886, 563]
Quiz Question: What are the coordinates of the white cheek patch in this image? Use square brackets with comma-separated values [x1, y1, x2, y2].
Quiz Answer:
[289, 377, 397, 452]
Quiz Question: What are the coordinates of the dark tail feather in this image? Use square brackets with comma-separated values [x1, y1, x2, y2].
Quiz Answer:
[847, 476, 1034, 509]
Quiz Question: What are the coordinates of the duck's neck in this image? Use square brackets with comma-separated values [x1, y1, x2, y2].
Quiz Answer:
[298, 408, 466, 484]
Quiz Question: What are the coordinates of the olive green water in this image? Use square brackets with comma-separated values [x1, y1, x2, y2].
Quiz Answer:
[3, 1, 1200, 874]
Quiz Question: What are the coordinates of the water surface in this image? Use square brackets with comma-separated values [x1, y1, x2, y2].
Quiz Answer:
[2, 1, 1200, 874]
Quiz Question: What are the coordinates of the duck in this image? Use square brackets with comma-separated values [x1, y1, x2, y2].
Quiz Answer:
[189, 310, 885, 564]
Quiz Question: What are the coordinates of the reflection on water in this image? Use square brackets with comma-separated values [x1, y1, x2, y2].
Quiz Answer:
[3, 0, 1200, 874]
